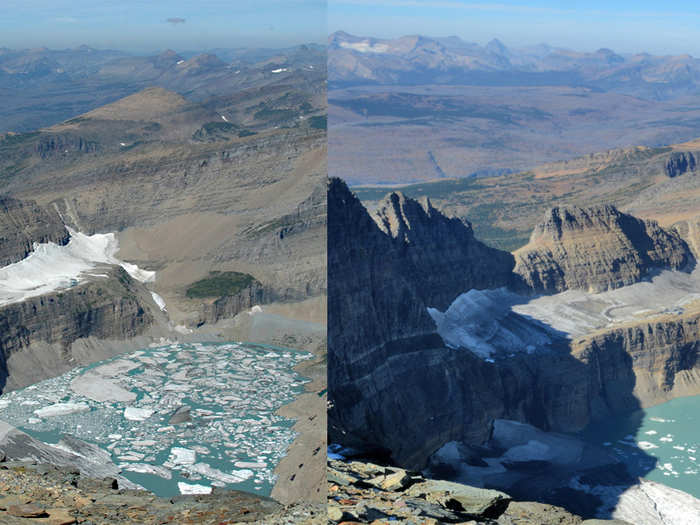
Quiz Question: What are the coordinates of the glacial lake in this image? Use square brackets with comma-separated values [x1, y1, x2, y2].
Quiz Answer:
[0, 341, 312, 497]
[580, 395, 700, 497]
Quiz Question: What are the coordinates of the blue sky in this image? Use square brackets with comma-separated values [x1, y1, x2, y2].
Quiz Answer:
[0, 1, 326, 52]
[330, 0, 700, 56]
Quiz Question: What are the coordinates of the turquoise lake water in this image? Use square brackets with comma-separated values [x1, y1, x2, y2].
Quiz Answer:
[580, 395, 700, 497]
[0, 341, 312, 497]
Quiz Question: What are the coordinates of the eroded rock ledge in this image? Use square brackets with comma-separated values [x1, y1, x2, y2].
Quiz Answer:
[328, 458, 630, 525]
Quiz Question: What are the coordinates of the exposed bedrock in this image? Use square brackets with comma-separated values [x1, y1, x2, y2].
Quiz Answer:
[665, 151, 696, 178]
[514, 205, 694, 294]
[0, 197, 69, 267]
[0, 265, 165, 393]
[328, 178, 700, 470]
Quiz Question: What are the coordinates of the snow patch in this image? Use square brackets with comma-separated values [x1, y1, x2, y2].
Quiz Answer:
[0, 228, 155, 306]
[339, 41, 390, 54]
[151, 292, 167, 311]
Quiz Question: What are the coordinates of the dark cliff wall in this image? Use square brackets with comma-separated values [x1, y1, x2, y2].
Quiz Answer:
[0, 197, 69, 267]
[328, 178, 700, 470]
[0, 266, 158, 394]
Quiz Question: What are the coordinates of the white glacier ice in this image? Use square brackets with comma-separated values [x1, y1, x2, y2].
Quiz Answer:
[177, 482, 212, 495]
[124, 407, 155, 421]
[150, 292, 167, 311]
[170, 447, 196, 465]
[0, 228, 155, 306]
[432, 267, 700, 359]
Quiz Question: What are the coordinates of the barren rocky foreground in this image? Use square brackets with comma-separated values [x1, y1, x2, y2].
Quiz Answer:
[327, 459, 632, 525]
[0, 461, 325, 524]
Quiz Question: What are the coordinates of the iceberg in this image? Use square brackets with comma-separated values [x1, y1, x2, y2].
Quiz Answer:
[177, 482, 212, 495]
[34, 402, 90, 418]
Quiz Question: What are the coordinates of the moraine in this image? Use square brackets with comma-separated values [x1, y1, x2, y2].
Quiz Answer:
[0, 341, 311, 497]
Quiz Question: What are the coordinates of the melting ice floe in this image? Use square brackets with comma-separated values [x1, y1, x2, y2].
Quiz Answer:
[0, 228, 155, 306]
[0, 342, 312, 497]
[431, 267, 700, 359]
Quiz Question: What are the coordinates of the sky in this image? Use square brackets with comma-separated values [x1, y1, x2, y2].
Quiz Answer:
[329, 0, 700, 56]
[0, 0, 326, 52]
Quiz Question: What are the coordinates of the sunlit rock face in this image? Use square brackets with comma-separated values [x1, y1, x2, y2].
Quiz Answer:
[514, 205, 694, 294]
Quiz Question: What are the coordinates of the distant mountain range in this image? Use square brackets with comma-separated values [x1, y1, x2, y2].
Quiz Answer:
[0, 44, 325, 132]
[329, 31, 700, 99]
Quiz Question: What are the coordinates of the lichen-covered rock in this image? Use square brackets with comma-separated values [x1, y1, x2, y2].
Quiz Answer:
[514, 205, 694, 293]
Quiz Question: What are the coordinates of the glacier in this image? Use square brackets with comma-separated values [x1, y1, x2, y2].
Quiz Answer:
[0, 227, 155, 306]
[431, 267, 700, 358]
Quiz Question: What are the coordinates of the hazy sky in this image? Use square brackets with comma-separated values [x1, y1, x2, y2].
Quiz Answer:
[330, 0, 700, 56]
[0, 0, 326, 52]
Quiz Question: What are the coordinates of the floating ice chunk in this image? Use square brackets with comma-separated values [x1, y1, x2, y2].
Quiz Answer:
[124, 407, 155, 421]
[248, 305, 263, 315]
[645, 430, 658, 435]
[71, 373, 135, 403]
[234, 461, 266, 469]
[123, 464, 172, 479]
[271, 68, 288, 73]
[34, 402, 90, 418]
[178, 482, 211, 495]
[189, 463, 253, 483]
[151, 292, 167, 311]
[132, 440, 157, 447]
[170, 447, 196, 465]
[638, 441, 659, 450]
[660, 436, 674, 443]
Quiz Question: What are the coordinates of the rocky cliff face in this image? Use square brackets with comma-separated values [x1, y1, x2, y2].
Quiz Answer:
[514, 205, 693, 293]
[35, 133, 99, 159]
[665, 151, 696, 177]
[328, 179, 513, 407]
[0, 266, 162, 393]
[372, 191, 516, 309]
[0, 197, 69, 267]
[329, 183, 700, 471]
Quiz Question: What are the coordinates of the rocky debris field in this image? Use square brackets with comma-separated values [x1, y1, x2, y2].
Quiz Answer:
[327, 459, 633, 525]
[0, 460, 325, 525]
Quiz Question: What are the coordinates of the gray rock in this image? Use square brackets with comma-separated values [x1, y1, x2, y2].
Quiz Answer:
[169, 405, 192, 425]
[407, 479, 511, 518]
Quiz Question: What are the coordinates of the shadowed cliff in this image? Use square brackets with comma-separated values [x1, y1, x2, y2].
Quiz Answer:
[327, 178, 700, 519]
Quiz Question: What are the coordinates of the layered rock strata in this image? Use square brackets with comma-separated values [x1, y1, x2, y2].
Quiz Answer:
[0, 197, 69, 267]
[514, 205, 693, 293]
[328, 179, 700, 471]
[0, 266, 163, 393]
